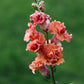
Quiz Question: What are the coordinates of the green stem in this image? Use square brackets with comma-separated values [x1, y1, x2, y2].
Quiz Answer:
[45, 31, 49, 44]
[34, 0, 41, 11]
[45, 31, 56, 84]
[35, 0, 40, 3]
[50, 66, 56, 84]
[35, 0, 37, 2]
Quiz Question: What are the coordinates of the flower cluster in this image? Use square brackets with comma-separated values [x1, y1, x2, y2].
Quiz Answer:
[24, 0, 72, 78]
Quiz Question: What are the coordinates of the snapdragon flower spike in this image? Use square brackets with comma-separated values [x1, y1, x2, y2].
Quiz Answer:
[37, 43, 64, 65]
[29, 57, 50, 78]
[30, 11, 51, 31]
[23, 0, 72, 83]
[48, 20, 72, 42]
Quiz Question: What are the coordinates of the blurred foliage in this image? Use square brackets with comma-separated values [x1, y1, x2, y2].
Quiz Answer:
[0, 0, 84, 84]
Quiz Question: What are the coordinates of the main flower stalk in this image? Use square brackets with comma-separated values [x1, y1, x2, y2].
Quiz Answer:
[45, 31, 49, 44]
[46, 31, 56, 84]
[50, 66, 56, 84]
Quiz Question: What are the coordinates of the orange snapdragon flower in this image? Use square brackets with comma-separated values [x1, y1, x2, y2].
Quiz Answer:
[33, 32, 45, 44]
[30, 11, 51, 31]
[30, 11, 50, 25]
[37, 43, 64, 65]
[24, 23, 45, 44]
[26, 40, 42, 52]
[24, 23, 36, 42]
[29, 57, 50, 78]
[48, 20, 72, 42]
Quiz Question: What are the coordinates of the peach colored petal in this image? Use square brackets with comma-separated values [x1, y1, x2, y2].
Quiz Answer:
[37, 43, 63, 65]
[48, 20, 72, 42]
[56, 58, 64, 65]
[64, 31, 72, 42]
[51, 34, 60, 44]
[30, 11, 51, 25]
[36, 32, 45, 44]
[30, 11, 51, 31]
[48, 20, 58, 34]
[40, 19, 50, 31]
[29, 57, 50, 77]
[57, 31, 72, 42]
[24, 32, 31, 42]
[24, 23, 36, 42]
[26, 40, 42, 52]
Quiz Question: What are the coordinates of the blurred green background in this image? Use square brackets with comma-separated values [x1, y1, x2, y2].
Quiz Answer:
[0, 0, 84, 84]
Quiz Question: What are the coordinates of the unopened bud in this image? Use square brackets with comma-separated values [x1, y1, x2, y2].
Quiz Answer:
[40, 66, 50, 79]
[39, 1, 45, 12]
[32, 3, 38, 10]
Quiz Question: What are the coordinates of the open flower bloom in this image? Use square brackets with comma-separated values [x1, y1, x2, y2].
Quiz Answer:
[48, 20, 72, 42]
[24, 23, 45, 43]
[33, 32, 45, 44]
[30, 11, 51, 31]
[37, 43, 64, 65]
[29, 57, 50, 78]
[24, 23, 36, 42]
[26, 40, 42, 52]
[30, 11, 51, 25]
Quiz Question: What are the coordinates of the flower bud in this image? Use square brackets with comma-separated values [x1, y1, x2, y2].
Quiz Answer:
[32, 3, 38, 10]
[39, 1, 45, 12]
[40, 66, 50, 78]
